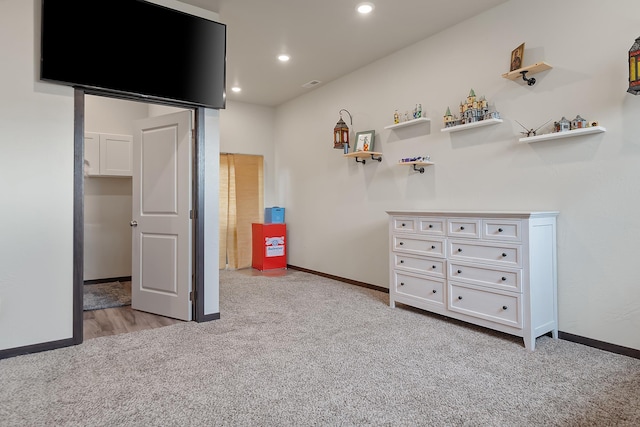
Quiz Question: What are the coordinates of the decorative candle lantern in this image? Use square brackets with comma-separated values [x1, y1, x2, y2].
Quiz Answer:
[628, 36, 640, 95]
[333, 109, 352, 150]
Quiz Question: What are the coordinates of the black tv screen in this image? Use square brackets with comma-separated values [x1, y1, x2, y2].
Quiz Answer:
[41, 0, 226, 109]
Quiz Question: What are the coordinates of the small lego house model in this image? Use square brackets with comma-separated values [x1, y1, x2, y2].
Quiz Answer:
[571, 115, 587, 129]
[555, 116, 571, 132]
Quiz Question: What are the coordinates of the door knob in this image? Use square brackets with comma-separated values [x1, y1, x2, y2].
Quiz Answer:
[130, 220, 138, 227]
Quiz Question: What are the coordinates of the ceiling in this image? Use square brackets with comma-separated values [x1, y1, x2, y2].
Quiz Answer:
[179, 0, 509, 107]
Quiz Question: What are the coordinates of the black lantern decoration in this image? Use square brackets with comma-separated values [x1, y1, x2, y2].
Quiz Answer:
[333, 109, 352, 152]
[628, 36, 640, 95]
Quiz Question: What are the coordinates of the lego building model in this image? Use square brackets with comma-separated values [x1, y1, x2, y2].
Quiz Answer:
[443, 89, 500, 128]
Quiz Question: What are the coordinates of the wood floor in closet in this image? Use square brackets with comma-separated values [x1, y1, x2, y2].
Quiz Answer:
[83, 306, 183, 340]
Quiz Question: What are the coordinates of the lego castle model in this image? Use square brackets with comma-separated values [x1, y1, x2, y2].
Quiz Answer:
[443, 89, 500, 128]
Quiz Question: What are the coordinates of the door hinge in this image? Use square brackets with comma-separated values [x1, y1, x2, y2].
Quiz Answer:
[190, 291, 195, 302]
[190, 209, 194, 219]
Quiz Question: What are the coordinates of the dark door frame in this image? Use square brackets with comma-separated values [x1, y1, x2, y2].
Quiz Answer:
[72, 87, 213, 345]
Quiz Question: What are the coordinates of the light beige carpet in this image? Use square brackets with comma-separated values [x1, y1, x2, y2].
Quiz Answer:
[1, 269, 639, 426]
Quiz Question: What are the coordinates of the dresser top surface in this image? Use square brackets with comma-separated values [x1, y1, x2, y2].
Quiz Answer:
[386, 210, 559, 219]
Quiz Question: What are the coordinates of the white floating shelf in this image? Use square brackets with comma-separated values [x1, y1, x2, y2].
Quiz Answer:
[384, 117, 430, 130]
[441, 118, 503, 133]
[519, 126, 606, 143]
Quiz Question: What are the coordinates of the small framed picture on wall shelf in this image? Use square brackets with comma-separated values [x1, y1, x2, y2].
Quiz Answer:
[510, 43, 525, 71]
[354, 130, 375, 152]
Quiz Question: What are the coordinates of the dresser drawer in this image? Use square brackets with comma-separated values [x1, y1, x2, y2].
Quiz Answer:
[394, 253, 446, 278]
[448, 282, 522, 328]
[449, 261, 521, 293]
[449, 240, 521, 267]
[448, 218, 481, 239]
[393, 235, 446, 258]
[392, 217, 417, 233]
[394, 272, 445, 306]
[482, 219, 522, 242]
[417, 218, 446, 236]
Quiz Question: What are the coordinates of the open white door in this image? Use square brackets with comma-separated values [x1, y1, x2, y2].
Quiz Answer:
[131, 110, 192, 321]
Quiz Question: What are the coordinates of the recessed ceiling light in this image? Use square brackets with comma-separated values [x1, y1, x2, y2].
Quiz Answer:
[356, 2, 374, 14]
[231, 86, 241, 93]
[278, 54, 290, 62]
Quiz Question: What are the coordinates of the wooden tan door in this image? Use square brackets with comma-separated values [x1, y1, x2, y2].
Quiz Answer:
[219, 154, 264, 269]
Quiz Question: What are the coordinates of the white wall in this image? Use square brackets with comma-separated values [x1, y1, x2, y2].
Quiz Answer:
[220, 100, 277, 206]
[204, 109, 221, 316]
[0, 0, 74, 349]
[275, 0, 640, 350]
[84, 179, 133, 280]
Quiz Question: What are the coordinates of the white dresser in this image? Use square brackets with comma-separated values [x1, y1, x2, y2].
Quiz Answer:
[387, 211, 558, 351]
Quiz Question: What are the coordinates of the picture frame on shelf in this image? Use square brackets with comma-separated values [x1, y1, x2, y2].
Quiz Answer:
[354, 130, 375, 152]
[510, 43, 525, 71]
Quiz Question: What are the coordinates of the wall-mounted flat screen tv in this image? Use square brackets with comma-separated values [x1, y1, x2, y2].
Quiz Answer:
[40, 0, 226, 109]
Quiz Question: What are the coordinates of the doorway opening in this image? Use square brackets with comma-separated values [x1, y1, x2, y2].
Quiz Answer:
[219, 153, 265, 270]
[73, 88, 212, 346]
